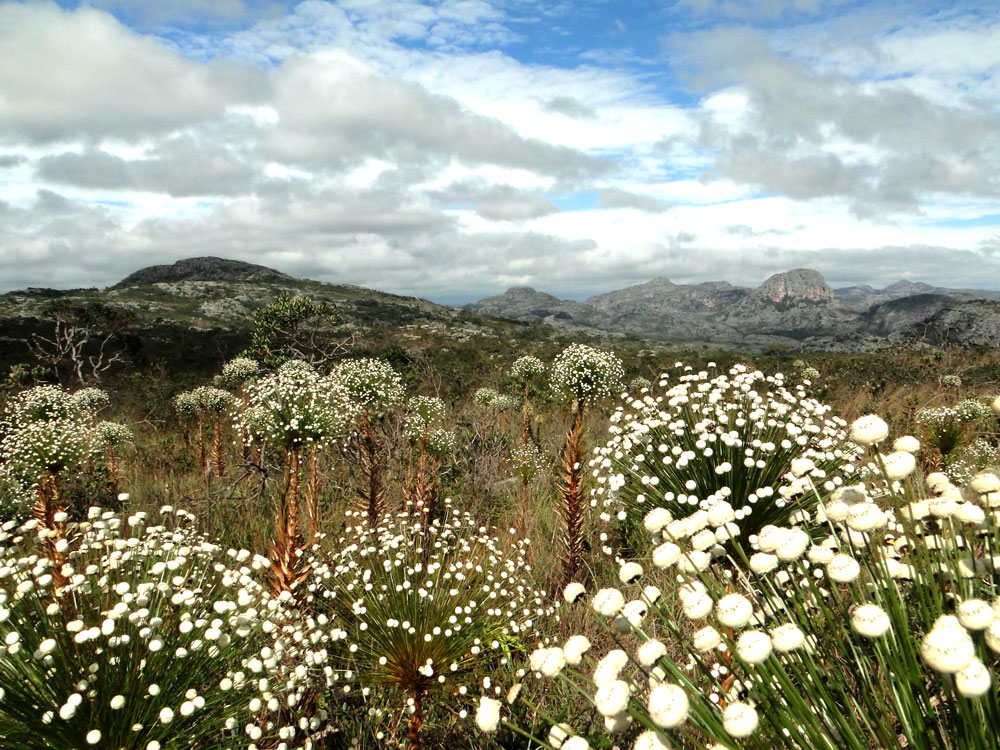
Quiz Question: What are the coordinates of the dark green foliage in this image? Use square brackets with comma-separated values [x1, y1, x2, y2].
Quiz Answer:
[243, 293, 342, 369]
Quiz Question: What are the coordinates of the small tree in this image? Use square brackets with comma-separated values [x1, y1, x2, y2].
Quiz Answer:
[29, 300, 133, 385]
[244, 294, 351, 370]
[330, 358, 406, 527]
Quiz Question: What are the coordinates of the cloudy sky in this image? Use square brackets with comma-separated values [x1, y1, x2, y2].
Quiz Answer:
[1, 0, 999, 302]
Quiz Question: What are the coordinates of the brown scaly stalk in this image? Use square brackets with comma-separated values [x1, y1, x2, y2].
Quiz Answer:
[211, 418, 226, 478]
[408, 688, 427, 750]
[34, 472, 69, 589]
[558, 397, 587, 587]
[304, 444, 320, 543]
[239, 390, 252, 463]
[516, 380, 535, 536]
[403, 438, 439, 523]
[268, 446, 310, 597]
[358, 408, 386, 527]
[516, 476, 531, 537]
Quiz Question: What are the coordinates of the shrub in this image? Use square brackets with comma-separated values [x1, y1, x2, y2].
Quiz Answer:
[306, 509, 554, 749]
[0, 506, 286, 750]
[492, 416, 1000, 750]
[590, 363, 858, 548]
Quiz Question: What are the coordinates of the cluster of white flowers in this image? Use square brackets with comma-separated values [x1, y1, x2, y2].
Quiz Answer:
[330, 357, 405, 413]
[403, 395, 447, 441]
[508, 411, 1000, 749]
[474, 387, 500, 406]
[590, 363, 858, 544]
[917, 399, 993, 433]
[235, 360, 359, 449]
[941, 374, 963, 389]
[509, 443, 547, 482]
[0, 385, 108, 511]
[549, 344, 624, 403]
[508, 355, 546, 384]
[0, 506, 323, 749]
[93, 420, 134, 450]
[304, 510, 555, 741]
[221, 357, 261, 387]
[192, 385, 235, 414]
[946, 438, 998, 486]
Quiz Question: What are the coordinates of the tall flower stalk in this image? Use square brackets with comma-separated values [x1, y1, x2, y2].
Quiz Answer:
[236, 360, 358, 596]
[509, 355, 546, 534]
[331, 358, 405, 527]
[402, 396, 455, 523]
[550, 344, 623, 586]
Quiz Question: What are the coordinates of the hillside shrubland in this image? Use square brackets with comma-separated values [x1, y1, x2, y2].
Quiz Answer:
[1, 329, 999, 750]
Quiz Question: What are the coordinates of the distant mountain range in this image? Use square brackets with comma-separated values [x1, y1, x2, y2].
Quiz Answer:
[4, 258, 1000, 355]
[467, 268, 1000, 351]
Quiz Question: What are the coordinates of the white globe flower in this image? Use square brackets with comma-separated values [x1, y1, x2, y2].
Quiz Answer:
[592, 588, 625, 617]
[563, 582, 587, 603]
[648, 684, 688, 728]
[881, 451, 916, 480]
[633, 730, 673, 750]
[563, 635, 592, 666]
[652, 542, 681, 569]
[827, 554, 861, 583]
[851, 604, 890, 638]
[692, 625, 722, 652]
[957, 599, 994, 631]
[716, 593, 754, 629]
[921, 627, 976, 673]
[549, 723, 573, 749]
[850, 415, 888, 446]
[682, 591, 713, 621]
[594, 680, 631, 717]
[637, 639, 667, 667]
[722, 702, 759, 738]
[955, 659, 992, 697]
[892, 435, 920, 453]
[476, 696, 501, 733]
[619, 562, 643, 584]
[771, 623, 806, 652]
[736, 630, 772, 664]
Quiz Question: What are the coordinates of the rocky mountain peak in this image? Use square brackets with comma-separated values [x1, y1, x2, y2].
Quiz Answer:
[112, 257, 292, 289]
[755, 268, 833, 303]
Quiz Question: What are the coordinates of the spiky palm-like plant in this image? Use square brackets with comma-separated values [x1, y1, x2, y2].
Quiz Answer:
[306, 510, 554, 750]
[330, 358, 406, 527]
[550, 344, 624, 586]
[237, 360, 358, 596]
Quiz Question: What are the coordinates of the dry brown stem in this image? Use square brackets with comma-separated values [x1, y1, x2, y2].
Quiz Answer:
[268, 446, 310, 597]
[558, 397, 587, 586]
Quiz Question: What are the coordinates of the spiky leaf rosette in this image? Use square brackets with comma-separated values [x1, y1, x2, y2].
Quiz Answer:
[591, 363, 859, 544]
[523, 446, 1000, 750]
[550, 344, 624, 404]
[304, 510, 555, 728]
[235, 360, 359, 450]
[0, 506, 314, 750]
[330, 357, 405, 415]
